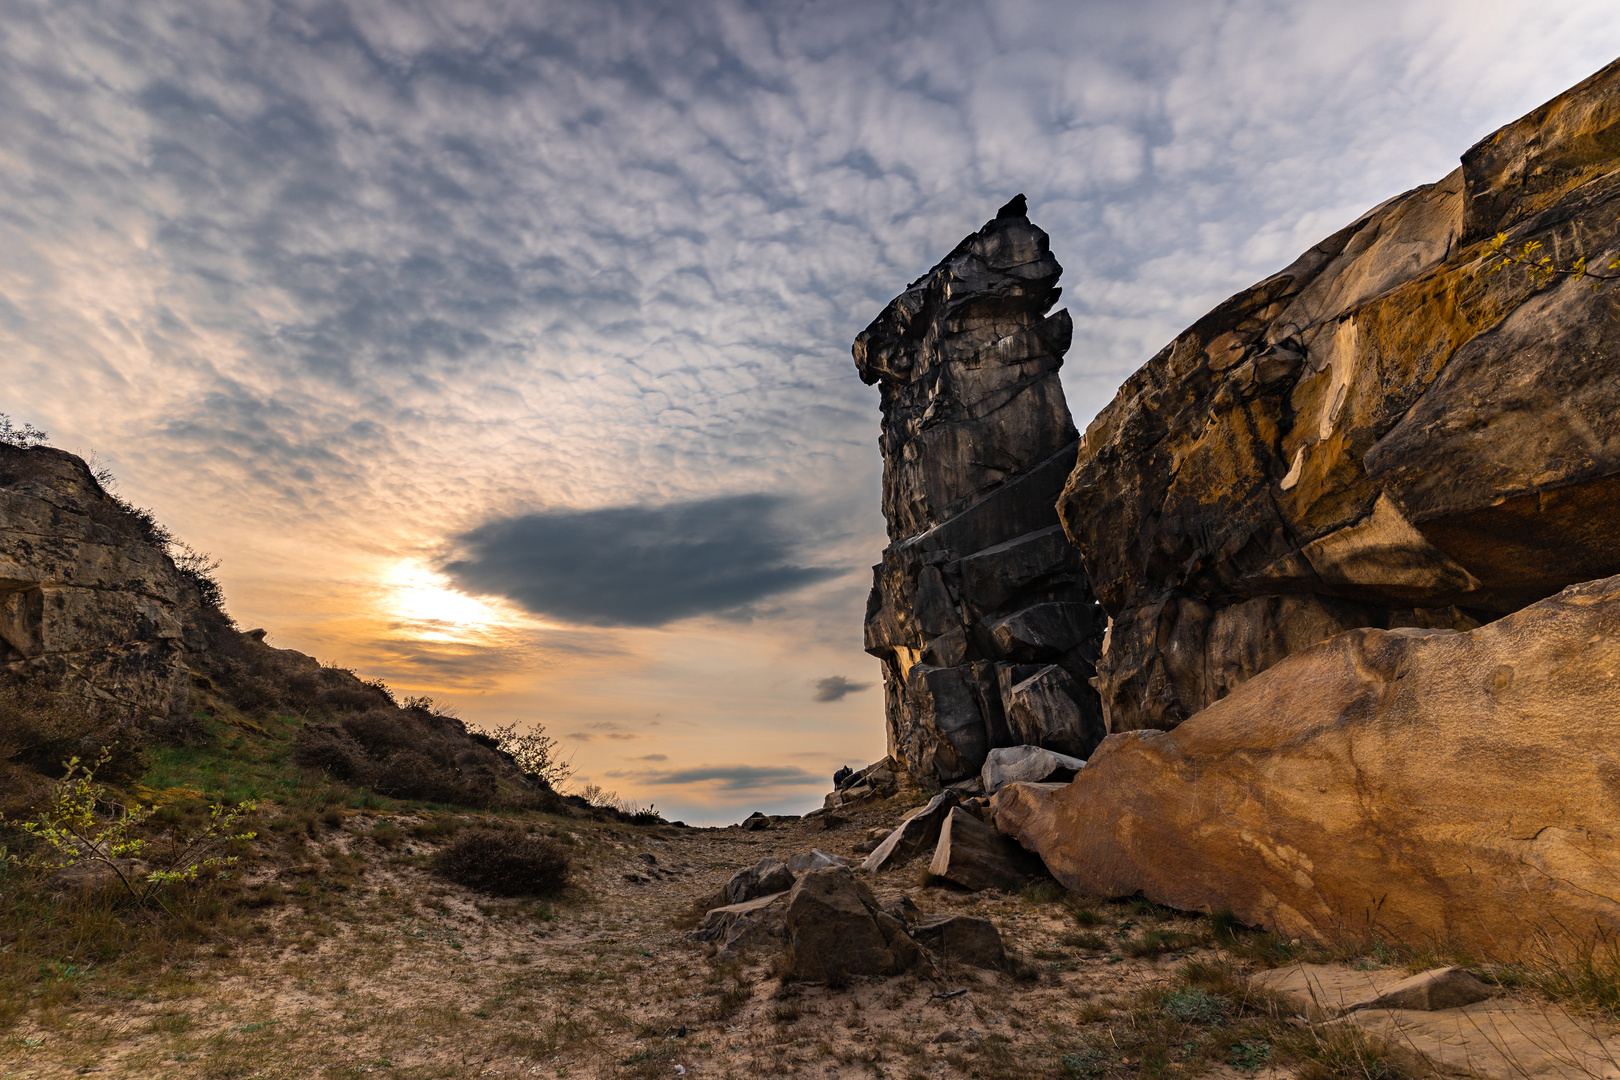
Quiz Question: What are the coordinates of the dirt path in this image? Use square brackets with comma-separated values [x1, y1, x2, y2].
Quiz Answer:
[1, 795, 1214, 1080]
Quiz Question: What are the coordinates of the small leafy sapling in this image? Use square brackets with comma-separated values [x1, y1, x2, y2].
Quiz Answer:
[0, 746, 257, 910]
[1481, 233, 1620, 290]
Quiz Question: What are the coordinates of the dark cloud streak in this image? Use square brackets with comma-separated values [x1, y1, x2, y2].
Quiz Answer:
[444, 494, 842, 627]
[813, 675, 870, 702]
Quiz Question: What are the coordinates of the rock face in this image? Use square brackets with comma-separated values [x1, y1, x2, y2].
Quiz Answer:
[0, 444, 211, 726]
[783, 867, 921, 980]
[993, 575, 1620, 961]
[854, 204, 1105, 785]
[1060, 59, 1620, 733]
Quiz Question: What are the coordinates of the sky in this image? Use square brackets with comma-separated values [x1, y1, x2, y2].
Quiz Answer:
[4, 0, 1619, 824]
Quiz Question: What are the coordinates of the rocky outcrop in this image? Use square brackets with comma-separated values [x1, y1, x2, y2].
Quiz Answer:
[0, 444, 211, 727]
[854, 200, 1105, 784]
[993, 575, 1620, 961]
[1060, 59, 1620, 732]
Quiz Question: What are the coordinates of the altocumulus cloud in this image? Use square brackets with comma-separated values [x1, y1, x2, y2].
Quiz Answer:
[442, 494, 841, 627]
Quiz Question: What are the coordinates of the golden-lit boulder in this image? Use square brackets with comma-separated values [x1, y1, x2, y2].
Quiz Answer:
[995, 575, 1620, 961]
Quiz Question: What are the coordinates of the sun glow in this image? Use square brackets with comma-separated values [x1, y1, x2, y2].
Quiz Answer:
[382, 561, 512, 640]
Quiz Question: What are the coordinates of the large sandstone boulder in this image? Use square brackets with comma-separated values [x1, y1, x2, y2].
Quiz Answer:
[854, 201, 1106, 785]
[994, 575, 1620, 961]
[1059, 58, 1620, 733]
[782, 866, 921, 981]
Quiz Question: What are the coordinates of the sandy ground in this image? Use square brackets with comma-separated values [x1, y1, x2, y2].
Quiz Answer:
[0, 794, 1221, 1080]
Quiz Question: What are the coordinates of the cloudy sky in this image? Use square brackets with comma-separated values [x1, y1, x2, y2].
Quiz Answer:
[5, 0, 1618, 823]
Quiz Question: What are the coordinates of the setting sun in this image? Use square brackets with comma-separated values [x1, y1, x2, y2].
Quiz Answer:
[382, 561, 509, 638]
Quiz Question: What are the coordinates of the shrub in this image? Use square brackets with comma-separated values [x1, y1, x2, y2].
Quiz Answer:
[429, 828, 570, 897]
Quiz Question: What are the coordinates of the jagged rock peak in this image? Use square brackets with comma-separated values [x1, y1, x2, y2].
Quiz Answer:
[995, 193, 1027, 219]
[853, 209, 1104, 788]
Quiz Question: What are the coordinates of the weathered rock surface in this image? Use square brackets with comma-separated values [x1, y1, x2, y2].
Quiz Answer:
[853, 203, 1106, 784]
[721, 857, 796, 905]
[928, 806, 1030, 892]
[782, 866, 921, 980]
[784, 850, 850, 876]
[994, 575, 1620, 961]
[0, 444, 212, 726]
[1060, 59, 1620, 733]
[909, 913, 1005, 968]
[1253, 964, 1496, 1019]
[1253, 964, 1607, 1080]
[694, 890, 789, 954]
[980, 745, 1085, 794]
[862, 792, 958, 872]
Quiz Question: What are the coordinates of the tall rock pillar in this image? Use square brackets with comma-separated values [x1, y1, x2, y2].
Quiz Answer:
[853, 199, 1106, 787]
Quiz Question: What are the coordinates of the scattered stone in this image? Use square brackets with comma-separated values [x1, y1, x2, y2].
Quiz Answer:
[722, 858, 796, 905]
[995, 576, 1620, 960]
[825, 758, 901, 808]
[861, 792, 959, 872]
[784, 850, 850, 877]
[980, 745, 1086, 794]
[694, 890, 790, 954]
[783, 867, 921, 981]
[741, 812, 771, 831]
[928, 807, 1031, 892]
[933, 1030, 962, 1043]
[910, 914, 1005, 968]
[882, 895, 920, 927]
[807, 812, 847, 832]
[635, 852, 658, 865]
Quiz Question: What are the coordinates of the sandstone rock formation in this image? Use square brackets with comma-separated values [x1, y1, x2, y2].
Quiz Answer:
[854, 202, 1105, 784]
[993, 575, 1620, 961]
[0, 444, 212, 727]
[721, 857, 795, 905]
[1060, 58, 1620, 732]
